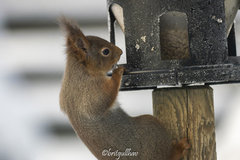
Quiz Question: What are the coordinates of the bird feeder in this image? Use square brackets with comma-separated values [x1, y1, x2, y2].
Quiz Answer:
[107, 0, 240, 90]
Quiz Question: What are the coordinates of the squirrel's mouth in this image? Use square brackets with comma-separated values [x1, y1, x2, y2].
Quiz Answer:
[112, 64, 117, 70]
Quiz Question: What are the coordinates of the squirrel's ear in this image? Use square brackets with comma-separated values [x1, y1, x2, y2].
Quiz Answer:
[59, 16, 90, 62]
[58, 15, 90, 50]
[76, 37, 89, 52]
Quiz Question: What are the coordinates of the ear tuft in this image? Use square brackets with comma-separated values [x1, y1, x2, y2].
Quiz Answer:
[58, 15, 90, 50]
[58, 15, 79, 37]
[58, 15, 90, 62]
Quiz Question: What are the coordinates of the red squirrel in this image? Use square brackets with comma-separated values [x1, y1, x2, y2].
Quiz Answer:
[59, 16, 190, 160]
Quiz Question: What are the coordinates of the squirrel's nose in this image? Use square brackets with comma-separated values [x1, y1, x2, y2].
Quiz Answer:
[119, 50, 123, 56]
[118, 48, 123, 56]
[115, 45, 123, 56]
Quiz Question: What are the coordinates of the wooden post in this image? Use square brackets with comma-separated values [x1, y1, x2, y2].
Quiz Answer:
[152, 86, 217, 160]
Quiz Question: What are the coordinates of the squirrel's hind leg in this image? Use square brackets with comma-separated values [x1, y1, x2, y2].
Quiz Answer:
[168, 138, 191, 160]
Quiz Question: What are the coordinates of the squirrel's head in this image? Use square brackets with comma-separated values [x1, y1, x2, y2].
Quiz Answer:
[59, 16, 122, 73]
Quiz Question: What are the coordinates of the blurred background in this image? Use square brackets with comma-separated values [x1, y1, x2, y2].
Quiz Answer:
[0, 0, 240, 159]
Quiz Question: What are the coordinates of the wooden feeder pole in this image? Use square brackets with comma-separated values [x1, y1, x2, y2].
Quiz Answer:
[107, 1, 239, 159]
[152, 85, 217, 160]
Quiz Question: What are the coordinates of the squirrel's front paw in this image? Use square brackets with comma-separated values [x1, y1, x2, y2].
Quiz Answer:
[113, 66, 126, 77]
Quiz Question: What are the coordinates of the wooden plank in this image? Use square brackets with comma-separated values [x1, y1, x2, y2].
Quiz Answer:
[152, 86, 216, 160]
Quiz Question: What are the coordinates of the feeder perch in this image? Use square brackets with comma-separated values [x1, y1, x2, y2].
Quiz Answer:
[107, 0, 240, 90]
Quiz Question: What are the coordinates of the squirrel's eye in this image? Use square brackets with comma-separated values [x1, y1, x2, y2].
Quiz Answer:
[102, 48, 110, 56]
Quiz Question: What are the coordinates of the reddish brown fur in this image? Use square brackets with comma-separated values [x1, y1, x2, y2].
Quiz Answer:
[59, 16, 190, 160]
[169, 138, 191, 160]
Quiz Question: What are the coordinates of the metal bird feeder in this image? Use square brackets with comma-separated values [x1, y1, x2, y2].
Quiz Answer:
[107, 0, 240, 90]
